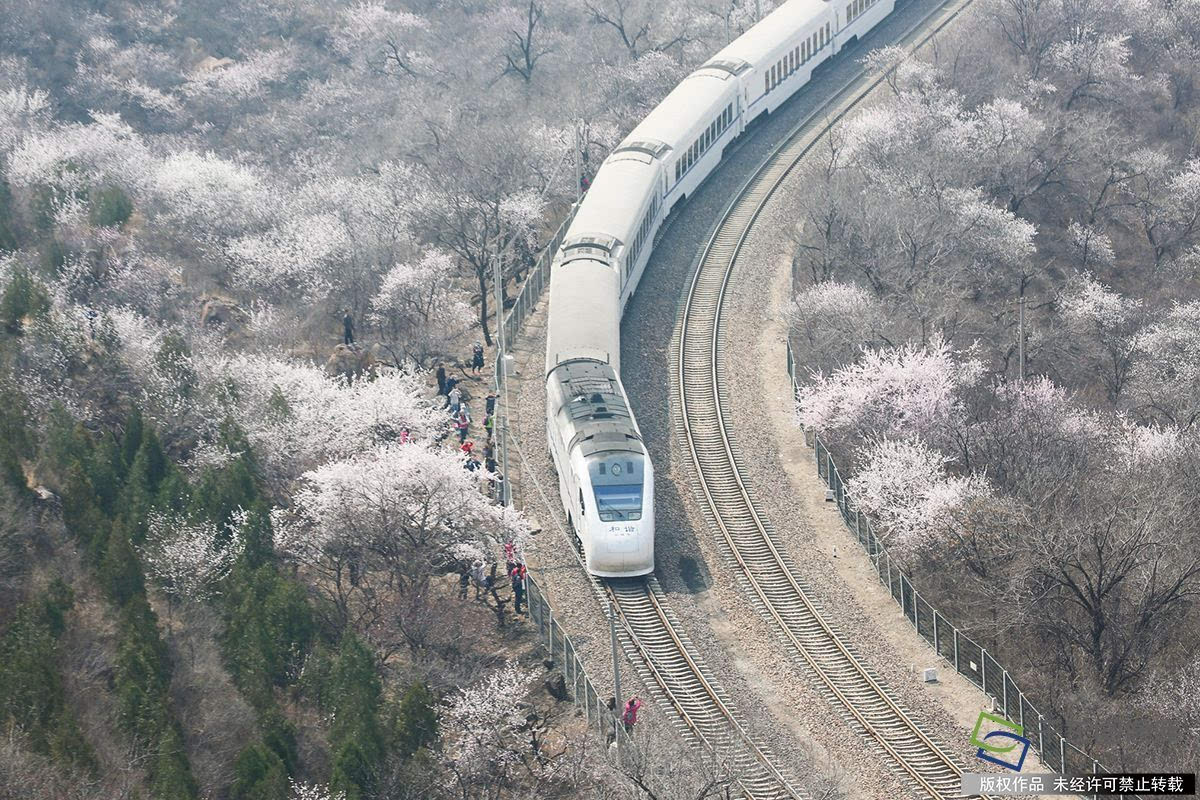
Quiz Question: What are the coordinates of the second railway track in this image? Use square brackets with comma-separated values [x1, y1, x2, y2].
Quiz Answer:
[675, 1, 992, 799]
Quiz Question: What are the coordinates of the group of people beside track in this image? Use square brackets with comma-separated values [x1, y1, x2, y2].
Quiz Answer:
[457, 542, 646, 735]
[435, 343, 505, 503]
[436, 344, 647, 737]
[459, 540, 528, 615]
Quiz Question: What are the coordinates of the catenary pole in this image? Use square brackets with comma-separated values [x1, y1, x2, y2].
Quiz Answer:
[493, 225, 511, 506]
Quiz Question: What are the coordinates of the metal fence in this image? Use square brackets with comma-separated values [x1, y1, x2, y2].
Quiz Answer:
[786, 341, 1125, 785]
[526, 572, 632, 752]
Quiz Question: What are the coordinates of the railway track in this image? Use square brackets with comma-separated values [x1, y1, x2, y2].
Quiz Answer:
[675, 1, 991, 799]
[603, 577, 804, 800]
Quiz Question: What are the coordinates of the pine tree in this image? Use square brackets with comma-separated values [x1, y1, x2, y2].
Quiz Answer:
[122, 408, 145, 468]
[231, 743, 289, 800]
[0, 581, 96, 772]
[238, 502, 276, 571]
[327, 636, 385, 800]
[392, 683, 437, 760]
[101, 527, 146, 606]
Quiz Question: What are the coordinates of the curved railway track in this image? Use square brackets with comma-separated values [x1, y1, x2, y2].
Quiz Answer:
[675, 1, 990, 799]
[603, 577, 804, 799]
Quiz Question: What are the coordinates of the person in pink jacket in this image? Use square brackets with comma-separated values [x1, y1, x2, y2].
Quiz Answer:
[621, 697, 643, 732]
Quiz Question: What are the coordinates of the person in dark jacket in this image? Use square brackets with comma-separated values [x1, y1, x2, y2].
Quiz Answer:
[485, 392, 497, 416]
[510, 564, 526, 614]
[471, 341, 485, 376]
[436, 363, 447, 396]
[342, 310, 354, 345]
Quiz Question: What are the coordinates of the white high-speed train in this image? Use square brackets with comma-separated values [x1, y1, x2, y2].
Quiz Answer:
[545, 0, 897, 577]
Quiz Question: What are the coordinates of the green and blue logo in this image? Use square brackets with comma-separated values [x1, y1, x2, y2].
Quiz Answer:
[971, 711, 1031, 771]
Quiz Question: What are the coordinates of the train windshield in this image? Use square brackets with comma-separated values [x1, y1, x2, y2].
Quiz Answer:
[593, 484, 643, 521]
[589, 454, 644, 521]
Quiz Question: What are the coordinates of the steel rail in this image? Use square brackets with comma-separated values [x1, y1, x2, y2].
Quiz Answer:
[676, 0, 993, 798]
[604, 577, 804, 800]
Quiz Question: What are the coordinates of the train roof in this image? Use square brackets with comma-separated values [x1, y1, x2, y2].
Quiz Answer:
[620, 70, 738, 153]
[712, 0, 832, 64]
[545, 255, 620, 370]
[548, 360, 645, 456]
[567, 157, 660, 247]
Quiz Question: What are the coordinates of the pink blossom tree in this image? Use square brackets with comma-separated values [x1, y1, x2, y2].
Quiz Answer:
[795, 335, 983, 447]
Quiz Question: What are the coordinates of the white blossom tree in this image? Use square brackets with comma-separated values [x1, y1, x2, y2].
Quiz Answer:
[371, 249, 473, 367]
[289, 780, 346, 800]
[848, 437, 992, 559]
[440, 662, 538, 798]
[273, 444, 531, 643]
[140, 510, 245, 614]
[786, 281, 884, 375]
[1056, 275, 1142, 400]
[1128, 301, 1200, 428]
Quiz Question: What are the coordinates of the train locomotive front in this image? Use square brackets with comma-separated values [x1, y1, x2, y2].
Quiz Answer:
[546, 360, 655, 577]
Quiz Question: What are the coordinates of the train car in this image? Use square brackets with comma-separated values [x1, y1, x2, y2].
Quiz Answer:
[544, 0, 899, 577]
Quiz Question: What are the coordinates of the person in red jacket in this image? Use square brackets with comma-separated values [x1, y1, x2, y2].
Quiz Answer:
[621, 697, 642, 732]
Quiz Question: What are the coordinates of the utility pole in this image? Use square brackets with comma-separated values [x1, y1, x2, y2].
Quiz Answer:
[608, 602, 622, 741]
[608, 602, 624, 757]
[493, 226, 511, 506]
[573, 120, 583, 202]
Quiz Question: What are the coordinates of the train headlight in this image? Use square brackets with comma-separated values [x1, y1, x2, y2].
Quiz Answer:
[611, 462, 622, 476]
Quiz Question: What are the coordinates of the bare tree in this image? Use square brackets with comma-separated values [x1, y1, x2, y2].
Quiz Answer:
[502, 1, 552, 83]
[583, 0, 693, 59]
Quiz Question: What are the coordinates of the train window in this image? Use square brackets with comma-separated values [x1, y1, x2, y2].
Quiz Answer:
[846, 2, 852, 20]
[579, 490, 585, 516]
